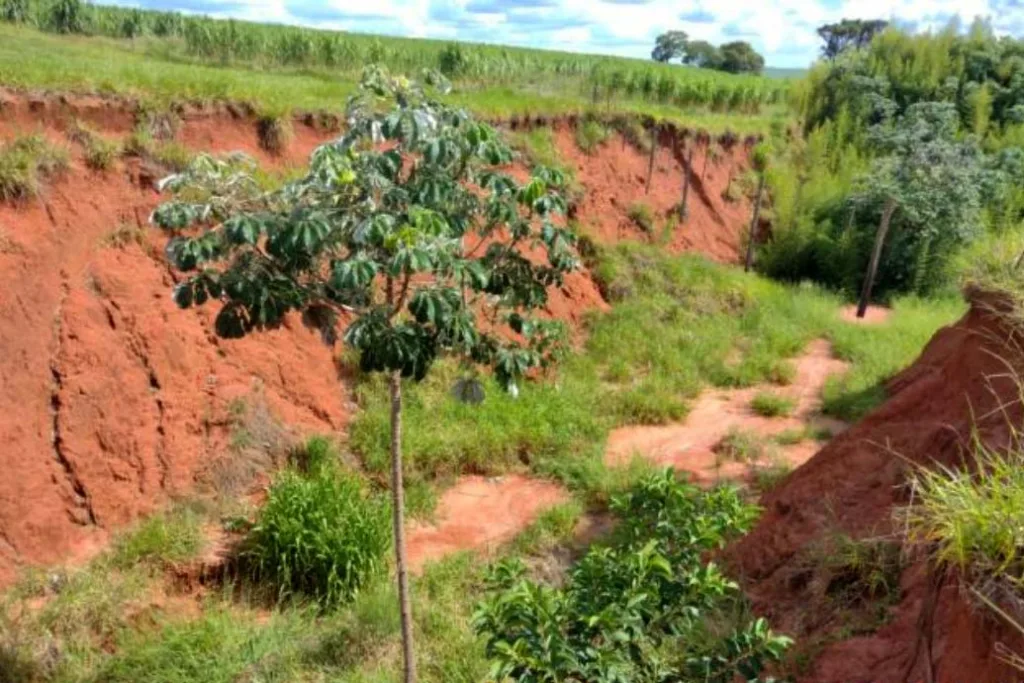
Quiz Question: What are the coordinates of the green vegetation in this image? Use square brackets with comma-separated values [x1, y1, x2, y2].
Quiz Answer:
[245, 464, 391, 608]
[111, 504, 203, 569]
[475, 470, 790, 681]
[715, 427, 772, 464]
[652, 30, 766, 75]
[255, 112, 292, 155]
[905, 435, 1024, 585]
[626, 201, 655, 233]
[751, 391, 795, 417]
[0, 133, 68, 201]
[760, 21, 1024, 302]
[574, 118, 609, 154]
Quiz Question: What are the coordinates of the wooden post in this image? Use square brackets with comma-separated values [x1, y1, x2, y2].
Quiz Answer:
[744, 172, 766, 272]
[645, 124, 657, 195]
[856, 197, 898, 319]
[678, 145, 694, 221]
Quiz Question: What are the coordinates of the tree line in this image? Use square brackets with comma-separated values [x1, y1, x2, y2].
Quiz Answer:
[651, 30, 765, 75]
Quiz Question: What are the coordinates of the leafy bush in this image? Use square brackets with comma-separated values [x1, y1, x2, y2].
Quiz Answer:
[0, 134, 68, 201]
[574, 118, 608, 155]
[751, 391, 794, 417]
[474, 470, 789, 682]
[626, 201, 655, 233]
[245, 467, 391, 607]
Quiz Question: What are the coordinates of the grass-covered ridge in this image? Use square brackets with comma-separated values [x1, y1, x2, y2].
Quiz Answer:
[0, 23, 784, 135]
[350, 244, 966, 492]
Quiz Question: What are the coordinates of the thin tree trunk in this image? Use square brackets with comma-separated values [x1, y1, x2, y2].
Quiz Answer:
[389, 371, 417, 683]
[678, 145, 694, 221]
[744, 172, 766, 272]
[857, 197, 898, 319]
[645, 125, 657, 195]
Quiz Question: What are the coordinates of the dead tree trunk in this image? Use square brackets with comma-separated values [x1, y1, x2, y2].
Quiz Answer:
[645, 125, 657, 195]
[856, 197, 898, 319]
[744, 172, 766, 272]
[678, 145, 694, 221]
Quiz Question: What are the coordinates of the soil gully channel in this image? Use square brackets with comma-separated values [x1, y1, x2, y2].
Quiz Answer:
[605, 339, 849, 484]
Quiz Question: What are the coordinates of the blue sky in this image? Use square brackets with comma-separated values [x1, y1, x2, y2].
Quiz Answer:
[108, 0, 1024, 68]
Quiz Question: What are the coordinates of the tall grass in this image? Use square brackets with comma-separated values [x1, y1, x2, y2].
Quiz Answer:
[0, 133, 68, 201]
[245, 465, 391, 607]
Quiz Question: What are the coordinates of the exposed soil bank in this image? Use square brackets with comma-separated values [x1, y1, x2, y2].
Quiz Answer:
[725, 291, 1024, 682]
[0, 93, 750, 584]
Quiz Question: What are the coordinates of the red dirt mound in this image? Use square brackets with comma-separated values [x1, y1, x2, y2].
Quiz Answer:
[0, 95, 609, 585]
[725, 290, 1024, 682]
[549, 122, 754, 263]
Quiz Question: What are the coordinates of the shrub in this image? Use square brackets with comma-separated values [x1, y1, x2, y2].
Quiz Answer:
[245, 467, 391, 607]
[574, 118, 608, 155]
[626, 201, 655, 233]
[751, 391, 795, 417]
[256, 113, 292, 154]
[0, 134, 69, 202]
[474, 470, 788, 681]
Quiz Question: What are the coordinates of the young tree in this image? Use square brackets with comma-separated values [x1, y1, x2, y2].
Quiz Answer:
[744, 143, 770, 272]
[152, 67, 579, 683]
[651, 30, 688, 63]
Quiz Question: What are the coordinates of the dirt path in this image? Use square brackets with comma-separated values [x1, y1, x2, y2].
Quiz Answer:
[605, 339, 848, 484]
[406, 475, 568, 572]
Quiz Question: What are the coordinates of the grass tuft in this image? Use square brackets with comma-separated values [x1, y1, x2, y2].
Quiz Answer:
[257, 113, 293, 155]
[751, 391, 795, 417]
[111, 504, 204, 569]
[0, 134, 68, 201]
[626, 201, 655, 234]
[574, 118, 608, 155]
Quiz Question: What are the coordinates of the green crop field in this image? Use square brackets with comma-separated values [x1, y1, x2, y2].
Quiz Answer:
[0, 0, 789, 133]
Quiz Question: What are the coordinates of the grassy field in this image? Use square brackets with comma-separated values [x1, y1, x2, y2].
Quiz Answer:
[0, 24, 786, 135]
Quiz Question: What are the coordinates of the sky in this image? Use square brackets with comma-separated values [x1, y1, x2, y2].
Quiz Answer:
[107, 0, 1024, 68]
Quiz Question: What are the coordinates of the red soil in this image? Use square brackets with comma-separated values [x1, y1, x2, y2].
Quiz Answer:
[605, 339, 848, 483]
[549, 122, 754, 263]
[724, 290, 1024, 682]
[406, 475, 568, 572]
[0, 95, 637, 585]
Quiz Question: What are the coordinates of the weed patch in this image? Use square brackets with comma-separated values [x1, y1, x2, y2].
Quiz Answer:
[111, 504, 204, 569]
[574, 118, 608, 155]
[626, 201, 655, 234]
[257, 113, 293, 154]
[751, 391, 795, 417]
[0, 134, 68, 201]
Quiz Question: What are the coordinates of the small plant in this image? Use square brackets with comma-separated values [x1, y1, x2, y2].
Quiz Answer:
[574, 118, 608, 155]
[122, 126, 155, 158]
[102, 221, 148, 250]
[0, 134, 69, 202]
[753, 460, 792, 492]
[722, 177, 743, 203]
[714, 427, 769, 464]
[84, 135, 119, 171]
[288, 435, 337, 475]
[246, 466, 391, 607]
[774, 428, 807, 446]
[751, 391, 795, 417]
[817, 534, 904, 609]
[474, 470, 788, 681]
[626, 201, 655, 234]
[256, 112, 293, 154]
[152, 141, 193, 172]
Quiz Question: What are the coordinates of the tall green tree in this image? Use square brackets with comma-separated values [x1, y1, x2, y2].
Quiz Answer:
[152, 67, 579, 683]
[651, 30, 688, 63]
[681, 39, 722, 69]
[817, 18, 889, 59]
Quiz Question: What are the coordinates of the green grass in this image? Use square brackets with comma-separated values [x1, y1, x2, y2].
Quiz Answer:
[905, 435, 1024, 582]
[111, 503, 204, 569]
[350, 244, 963, 495]
[0, 133, 68, 201]
[626, 201, 655, 234]
[751, 392, 795, 417]
[715, 427, 772, 464]
[574, 118, 609, 155]
[0, 24, 784, 135]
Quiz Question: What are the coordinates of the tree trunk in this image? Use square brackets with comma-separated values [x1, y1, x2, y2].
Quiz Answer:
[678, 145, 694, 221]
[645, 126, 657, 195]
[389, 371, 417, 683]
[744, 172, 766, 272]
[857, 197, 898, 319]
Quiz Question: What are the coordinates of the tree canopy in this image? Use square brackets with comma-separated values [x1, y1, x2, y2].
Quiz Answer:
[817, 18, 889, 59]
[651, 31, 764, 74]
[651, 30, 688, 63]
